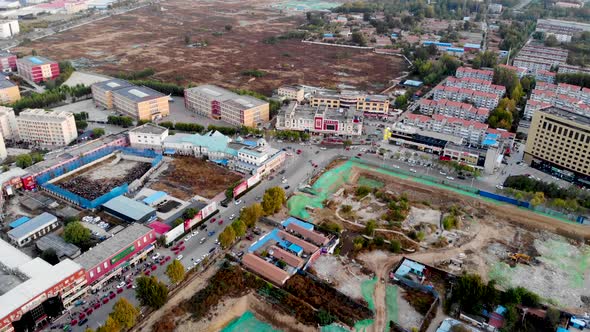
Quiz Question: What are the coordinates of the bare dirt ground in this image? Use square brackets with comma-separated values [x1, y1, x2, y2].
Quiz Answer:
[14, 0, 406, 94]
[149, 157, 242, 200]
[313, 254, 371, 301]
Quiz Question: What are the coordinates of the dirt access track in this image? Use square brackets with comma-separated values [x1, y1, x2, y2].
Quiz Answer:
[15, 0, 406, 94]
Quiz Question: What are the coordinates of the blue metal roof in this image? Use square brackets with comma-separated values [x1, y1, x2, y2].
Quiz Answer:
[288, 243, 303, 254]
[447, 47, 464, 53]
[142, 191, 166, 205]
[249, 228, 287, 253]
[102, 196, 156, 221]
[282, 217, 314, 230]
[242, 140, 257, 147]
[464, 43, 481, 49]
[9, 217, 31, 229]
[404, 80, 423, 87]
[7, 213, 57, 240]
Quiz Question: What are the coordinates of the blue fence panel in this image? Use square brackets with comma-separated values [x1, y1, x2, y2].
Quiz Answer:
[478, 190, 530, 208]
[152, 155, 163, 167]
[88, 184, 128, 209]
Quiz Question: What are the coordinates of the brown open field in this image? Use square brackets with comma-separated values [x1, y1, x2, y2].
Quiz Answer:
[150, 157, 242, 200]
[13, 0, 406, 94]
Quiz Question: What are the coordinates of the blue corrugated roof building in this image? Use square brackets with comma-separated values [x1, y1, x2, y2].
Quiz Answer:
[102, 196, 156, 223]
[9, 217, 31, 229]
[143, 191, 167, 206]
[282, 217, 314, 231]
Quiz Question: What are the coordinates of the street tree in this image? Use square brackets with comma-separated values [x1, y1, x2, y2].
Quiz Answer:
[231, 219, 247, 237]
[110, 298, 139, 331]
[15, 154, 33, 168]
[96, 317, 120, 332]
[261, 187, 286, 215]
[239, 203, 263, 228]
[165, 260, 186, 284]
[135, 276, 168, 309]
[218, 226, 236, 248]
[93, 128, 106, 138]
[63, 221, 91, 246]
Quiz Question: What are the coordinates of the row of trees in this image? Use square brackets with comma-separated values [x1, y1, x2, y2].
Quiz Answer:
[11, 89, 66, 112]
[129, 80, 184, 96]
[107, 115, 134, 127]
[115, 68, 155, 80]
[85, 298, 140, 332]
[413, 54, 462, 86]
[219, 187, 286, 248]
[504, 175, 590, 210]
[556, 72, 590, 89]
[488, 67, 532, 130]
[273, 129, 310, 141]
[15, 152, 43, 168]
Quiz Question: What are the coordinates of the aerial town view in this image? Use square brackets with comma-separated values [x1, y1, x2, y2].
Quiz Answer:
[1, 0, 590, 331]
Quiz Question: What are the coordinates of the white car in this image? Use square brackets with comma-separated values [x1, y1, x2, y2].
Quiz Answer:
[320, 147, 327, 150]
[409, 169, 417, 173]
[392, 165, 400, 169]
[116, 281, 126, 289]
[446, 176, 455, 180]
[176, 255, 183, 261]
[496, 185, 504, 190]
[151, 253, 161, 260]
[439, 171, 447, 175]
[281, 179, 288, 184]
[229, 214, 235, 220]
[234, 199, 242, 205]
[192, 230, 198, 236]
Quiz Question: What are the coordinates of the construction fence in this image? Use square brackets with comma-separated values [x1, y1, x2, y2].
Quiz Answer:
[42, 183, 128, 209]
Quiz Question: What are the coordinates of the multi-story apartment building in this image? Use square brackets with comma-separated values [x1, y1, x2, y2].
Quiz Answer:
[0, 51, 17, 72]
[432, 85, 500, 109]
[524, 82, 590, 119]
[535, 70, 556, 83]
[0, 106, 18, 140]
[16, 56, 60, 83]
[277, 86, 304, 102]
[445, 77, 506, 97]
[512, 45, 568, 74]
[91, 79, 134, 110]
[524, 106, 590, 185]
[535, 19, 590, 43]
[418, 99, 489, 122]
[403, 113, 489, 145]
[0, 20, 19, 38]
[184, 85, 269, 127]
[557, 64, 590, 75]
[455, 67, 494, 81]
[310, 91, 390, 115]
[112, 86, 170, 121]
[276, 102, 363, 136]
[0, 78, 20, 103]
[16, 109, 78, 146]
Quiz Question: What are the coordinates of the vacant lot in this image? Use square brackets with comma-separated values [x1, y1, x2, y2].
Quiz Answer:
[150, 157, 242, 200]
[14, 0, 405, 94]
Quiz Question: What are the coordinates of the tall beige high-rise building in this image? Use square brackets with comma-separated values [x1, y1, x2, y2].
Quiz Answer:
[16, 109, 78, 146]
[524, 106, 590, 186]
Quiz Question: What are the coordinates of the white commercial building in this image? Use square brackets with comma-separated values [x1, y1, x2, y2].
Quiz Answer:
[0, 106, 17, 140]
[277, 86, 305, 102]
[16, 109, 78, 146]
[7, 212, 59, 247]
[0, 19, 18, 38]
[128, 123, 169, 150]
[0, 239, 86, 332]
[276, 102, 364, 136]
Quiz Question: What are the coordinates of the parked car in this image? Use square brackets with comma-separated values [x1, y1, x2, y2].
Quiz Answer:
[284, 185, 290, 190]
[78, 319, 88, 327]
[78, 313, 86, 320]
[117, 288, 123, 294]
[109, 292, 116, 299]
[93, 302, 101, 309]
[218, 219, 223, 225]
[409, 169, 417, 173]
[176, 255, 183, 260]
[116, 281, 126, 289]
[296, 149, 302, 154]
[446, 176, 454, 180]
[234, 199, 242, 205]
[150, 264, 157, 271]
[151, 253, 161, 260]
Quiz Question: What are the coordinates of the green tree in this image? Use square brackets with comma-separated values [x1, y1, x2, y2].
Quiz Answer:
[472, 51, 497, 69]
[173, 218, 184, 227]
[15, 154, 33, 168]
[135, 276, 168, 309]
[317, 308, 335, 325]
[40, 248, 60, 265]
[394, 94, 408, 108]
[165, 260, 186, 284]
[218, 226, 236, 248]
[76, 120, 88, 131]
[364, 219, 377, 236]
[530, 191, 545, 207]
[183, 208, 198, 220]
[31, 152, 43, 163]
[351, 31, 367, 46]
[92, 128, 106, 138]
[261, 187, 286, 215]
[389, 240, 402, 253]
[355, 185, 371, 198]
[110, 298, 139, 331]
[231, 219, 247, 237]
[544, 34, 559, 47]
[239, 203, 264, 228]
[63, 221, 91, 246]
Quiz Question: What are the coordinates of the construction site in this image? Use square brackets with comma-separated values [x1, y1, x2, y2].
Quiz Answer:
[149, 157, 242, 200]
[285, 158, 590, 330]
[54, 154, 151, 200]
[12, 0, 405, 94]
